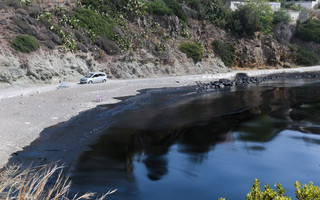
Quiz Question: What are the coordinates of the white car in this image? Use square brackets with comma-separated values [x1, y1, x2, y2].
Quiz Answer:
[80, 72, 107, 84]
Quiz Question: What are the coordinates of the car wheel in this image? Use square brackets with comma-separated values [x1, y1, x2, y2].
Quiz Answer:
[102, 79, 106, 83]
[88, 81, 93, 84]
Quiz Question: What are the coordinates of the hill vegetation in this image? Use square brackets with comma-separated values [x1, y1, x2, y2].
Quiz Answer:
[0, 0, 319, 83]
[11, 34, 39, 53]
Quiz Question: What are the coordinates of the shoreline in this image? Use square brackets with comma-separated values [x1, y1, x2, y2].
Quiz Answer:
[1, 66, 320, 168]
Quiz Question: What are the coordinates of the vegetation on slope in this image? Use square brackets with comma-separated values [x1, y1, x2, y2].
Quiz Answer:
[273, 9, 291, 24]
[145, 0, 173, 16]
[3, 0, 320, 69]
[296, 18, 320, 43]
[74, 7, 117, 41]
[11, 34, 39, 53]
[296, 46, 319, 66]
[179, 41, 203, 62]
[212, 40, 235, 67]
[230, 1, 274, 36]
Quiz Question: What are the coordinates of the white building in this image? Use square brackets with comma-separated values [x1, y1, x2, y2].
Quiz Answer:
[291, 0, 320, 9]
[230, 1, 281, 11]
[230, 0, 320, 11]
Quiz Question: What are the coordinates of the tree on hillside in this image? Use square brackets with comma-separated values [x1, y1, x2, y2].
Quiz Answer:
[199, 0, 232, 28]
[295, 18, 320, 43]
[230, 0, 274, 36]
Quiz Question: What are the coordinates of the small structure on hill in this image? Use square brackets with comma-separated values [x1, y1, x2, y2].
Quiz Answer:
[230, 1, 281, 11]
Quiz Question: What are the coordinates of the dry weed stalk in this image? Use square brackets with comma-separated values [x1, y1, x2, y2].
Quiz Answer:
[0, 164, 116, 200]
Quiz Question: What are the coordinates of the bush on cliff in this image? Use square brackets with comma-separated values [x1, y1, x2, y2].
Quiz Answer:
[185, 0, 200, 10]
[79, 0, 129, 12]
[179, 41, 203, 62]
[230, 1, 274, 36]
[212, 40, 235, 67]
[295, 19, 320, 43]
[273, 9, 291, 24]
[145, 0, 173, 16]
[11, 34, 39, 53]
[163, 0, 188, 22]
[74, 8, 116, 41]
[145, 0, 187, 22]
[199, 0, 232, 28]
[296, 46, 319, 66]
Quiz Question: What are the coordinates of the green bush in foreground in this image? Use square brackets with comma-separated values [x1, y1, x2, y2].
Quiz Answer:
[245, 179, 290, 200]
[240, 179, 320, 200]
[212, 40, 235, 67]
[296, 46, 319, 66]
[179, 41, 203, 62]
[11, 34, 39, 53]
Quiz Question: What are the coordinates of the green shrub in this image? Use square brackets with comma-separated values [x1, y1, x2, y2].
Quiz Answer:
[145, 0, 173, 16]
[126, 0, 147, 17]
[108, 0, 130, 10]
[296, 19, 320, 43]
[145, 0, 187, 21]
[80, 0, 129, 12]
[185, 0, 200, 10]
[273, 9, 291, 24]
[199, 0, 232, 28]
[212, 40, 235, 67]
[179, 41, 203, 62]
[230, 1, 274, 36]
[11, 34, 39, 53]
[163, 0, 188, 22]
[74, 8, 116, 41]
[296, 46, 319, 66]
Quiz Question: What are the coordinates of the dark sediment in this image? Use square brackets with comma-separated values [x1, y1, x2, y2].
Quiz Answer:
[6, 71, 320, 169]
[196, 72, 320, 92]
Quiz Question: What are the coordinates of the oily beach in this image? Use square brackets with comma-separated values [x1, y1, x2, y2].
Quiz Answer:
[1, 66, 320, 169]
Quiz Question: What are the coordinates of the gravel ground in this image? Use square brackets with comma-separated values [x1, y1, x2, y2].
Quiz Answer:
[1, 66, 320, 168]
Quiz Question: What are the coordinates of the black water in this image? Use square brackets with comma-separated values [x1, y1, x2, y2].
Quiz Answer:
[10, 78, 320, 199]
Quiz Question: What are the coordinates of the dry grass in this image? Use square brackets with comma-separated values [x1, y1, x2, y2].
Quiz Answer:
[0, 164, 116, 200]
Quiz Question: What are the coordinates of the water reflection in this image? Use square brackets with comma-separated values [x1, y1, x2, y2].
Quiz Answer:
[71, 81, 320, 199]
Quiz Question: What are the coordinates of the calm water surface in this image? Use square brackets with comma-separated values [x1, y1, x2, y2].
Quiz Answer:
[68, 79, 320, 199]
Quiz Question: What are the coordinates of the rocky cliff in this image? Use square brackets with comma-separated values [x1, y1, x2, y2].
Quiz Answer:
[0, 1, 303, 85]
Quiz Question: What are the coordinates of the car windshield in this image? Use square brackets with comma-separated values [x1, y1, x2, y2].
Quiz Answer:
[85, 73, 94, 78]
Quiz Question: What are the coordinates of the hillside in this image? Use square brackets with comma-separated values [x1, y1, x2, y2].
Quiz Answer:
[0, 0, 319, 85]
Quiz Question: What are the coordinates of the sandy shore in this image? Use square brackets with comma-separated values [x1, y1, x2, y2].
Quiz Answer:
[1, 66, 320, 168]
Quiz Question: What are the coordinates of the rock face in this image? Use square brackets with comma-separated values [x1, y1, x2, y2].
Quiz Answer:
[273, 22, 296, 45]
[0, 2, 300, 85]
[0, 45, 96, 84]
[233, 33, 296, 69]
[0, 43, 231, 84]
